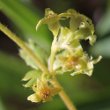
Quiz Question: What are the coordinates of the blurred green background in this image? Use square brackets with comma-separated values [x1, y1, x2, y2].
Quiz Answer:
[0, 0, 110, 110]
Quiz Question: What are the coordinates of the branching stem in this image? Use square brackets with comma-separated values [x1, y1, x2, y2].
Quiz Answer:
[0, 23, 77, 110]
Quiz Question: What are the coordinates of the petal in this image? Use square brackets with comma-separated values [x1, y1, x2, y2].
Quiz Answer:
[93, 56, 102, 64]
[22, 70, 41, 88]
[27, 93, 41, 103]
[36, 8, 60, 37]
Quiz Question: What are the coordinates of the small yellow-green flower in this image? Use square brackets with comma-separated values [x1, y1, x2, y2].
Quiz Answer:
[22, 70, 61, 103]
[27, 77, 61, 103]
[53, 50, 102, 76]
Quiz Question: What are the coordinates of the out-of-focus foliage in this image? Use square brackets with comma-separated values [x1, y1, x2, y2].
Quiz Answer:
[96, 0, 110, 37]
[0, 99, 6, 110]
[91, 1, 110, 58]
[0, 0, 51, 53]
[91, 37, 110, 57]
[0, 0, 110, 110]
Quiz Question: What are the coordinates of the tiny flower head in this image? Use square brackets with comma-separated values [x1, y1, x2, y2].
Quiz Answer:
[27, 76, 61, 103]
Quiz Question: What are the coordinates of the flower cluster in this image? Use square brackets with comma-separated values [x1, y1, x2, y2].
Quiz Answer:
[21, 8, 101, 103]
[36, 8, 102, 76]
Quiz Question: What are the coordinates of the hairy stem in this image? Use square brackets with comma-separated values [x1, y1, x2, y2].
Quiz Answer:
[0, 23, 77, 110]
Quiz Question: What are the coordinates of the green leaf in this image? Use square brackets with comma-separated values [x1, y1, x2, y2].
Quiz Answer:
[19, 49, 38, 69]
[19, 39, 48, 69]
[26, 39, 48, 65]
[22, 70, 41, 87]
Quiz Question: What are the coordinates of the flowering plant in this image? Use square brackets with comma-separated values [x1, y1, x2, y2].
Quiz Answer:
[0, 8, 102, 110]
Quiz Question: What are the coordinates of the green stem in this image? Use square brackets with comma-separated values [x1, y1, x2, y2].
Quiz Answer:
[49, 36, 58, 72]
[49, 38, 77, 110]
[51, 79, 77, 110]
[0, 23, 48, 73]
[0, 23, 77, 110]
[49, 50, 56, 72]
[59, 90, 77, 110]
